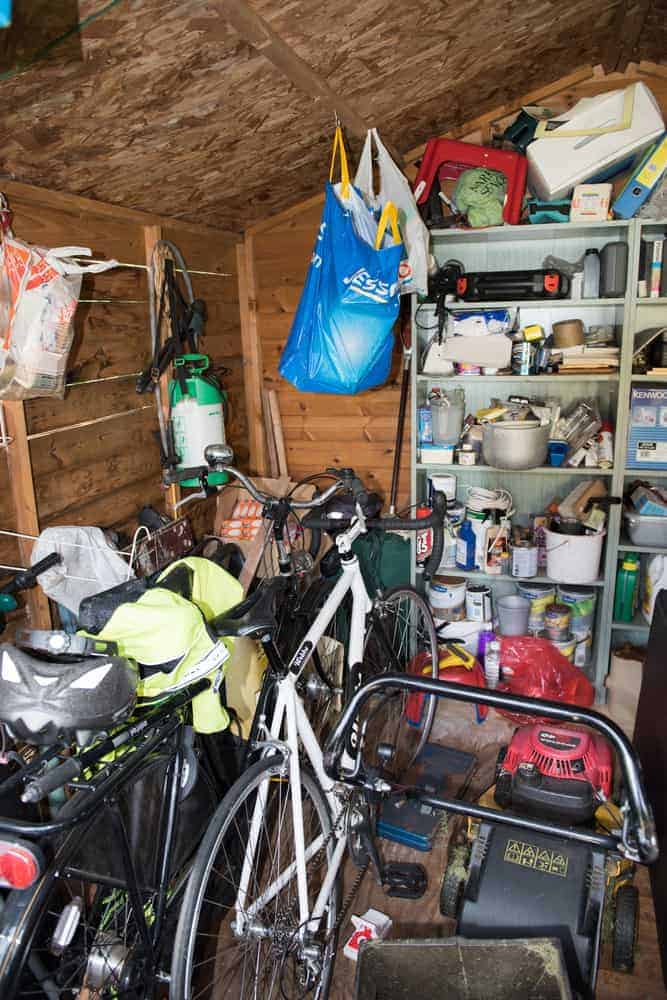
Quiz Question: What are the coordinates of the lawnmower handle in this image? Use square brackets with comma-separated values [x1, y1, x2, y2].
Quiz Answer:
[323, 673, 658, 865]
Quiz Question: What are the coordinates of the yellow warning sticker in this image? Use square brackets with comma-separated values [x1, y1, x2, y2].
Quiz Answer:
[503, 839, 569, 878]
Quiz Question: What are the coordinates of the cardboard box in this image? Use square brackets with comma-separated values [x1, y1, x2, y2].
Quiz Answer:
[605, 645, 645, 739]
[626, 384, 667, 470]
[613, 132, 667, 218]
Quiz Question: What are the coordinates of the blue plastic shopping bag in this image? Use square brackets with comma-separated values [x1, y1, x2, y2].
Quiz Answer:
[279, 130, 403, 395]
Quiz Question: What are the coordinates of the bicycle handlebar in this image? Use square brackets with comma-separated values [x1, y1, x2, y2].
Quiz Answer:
[323, 673, 658, 864]
[1, 552, 62, 596]
[164, 463, 343, 510]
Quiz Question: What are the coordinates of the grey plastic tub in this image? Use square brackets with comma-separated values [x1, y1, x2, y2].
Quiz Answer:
[354, 937, 572, 1000]
[624, 510, 667, 547]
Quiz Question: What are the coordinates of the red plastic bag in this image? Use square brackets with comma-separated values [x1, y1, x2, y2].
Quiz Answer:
[496, 636, 594, 726]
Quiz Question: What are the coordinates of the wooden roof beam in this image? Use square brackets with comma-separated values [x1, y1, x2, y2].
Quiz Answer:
[216, 0, 404, 165]
[601, 0, 652, 72]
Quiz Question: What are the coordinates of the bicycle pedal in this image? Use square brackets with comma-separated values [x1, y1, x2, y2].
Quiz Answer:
[382, 861, 428, 899]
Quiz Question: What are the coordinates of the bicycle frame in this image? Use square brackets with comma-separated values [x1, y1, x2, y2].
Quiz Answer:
[235, 527, 373, 940]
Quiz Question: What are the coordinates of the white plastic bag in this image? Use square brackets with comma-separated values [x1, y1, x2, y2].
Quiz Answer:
[31, 526, 132, 614]
[355, 128, 430, 294]
[0, 240, 118, 399]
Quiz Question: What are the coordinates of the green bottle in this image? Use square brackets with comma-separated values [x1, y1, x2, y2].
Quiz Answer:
[613, 553, 640, 623]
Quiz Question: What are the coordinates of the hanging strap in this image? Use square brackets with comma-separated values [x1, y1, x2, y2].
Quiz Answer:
[374, 202, 401, 250]
[329, 126, 351, 200]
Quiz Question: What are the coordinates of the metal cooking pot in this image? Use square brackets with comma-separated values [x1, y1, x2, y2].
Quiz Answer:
[481, 420, 550, 470]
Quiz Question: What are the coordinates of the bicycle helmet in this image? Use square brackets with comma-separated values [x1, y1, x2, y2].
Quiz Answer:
[0, 642, 137, 745]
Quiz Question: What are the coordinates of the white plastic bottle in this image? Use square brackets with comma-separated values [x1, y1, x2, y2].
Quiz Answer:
[484, 639, 501, 689]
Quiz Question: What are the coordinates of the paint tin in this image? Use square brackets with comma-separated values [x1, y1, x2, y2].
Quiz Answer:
[551, 633, 576, 661]
[574, 634, 593, 668]
[512, 342, 535, 375]
[511, 542, 538, 578]
[428, 575, 466, 622]
[544, 602, 572, 640]
[466, 584, 492, 622]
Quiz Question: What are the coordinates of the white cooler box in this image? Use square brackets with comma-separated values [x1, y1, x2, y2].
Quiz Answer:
[527, 83, 664, 201]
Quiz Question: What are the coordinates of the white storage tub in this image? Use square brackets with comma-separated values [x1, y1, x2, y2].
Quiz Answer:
[624, 510, 667, 548]
[527, 83, 664, 201]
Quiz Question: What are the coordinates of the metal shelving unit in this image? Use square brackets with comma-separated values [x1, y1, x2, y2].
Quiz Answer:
[410, 218, 663, 698]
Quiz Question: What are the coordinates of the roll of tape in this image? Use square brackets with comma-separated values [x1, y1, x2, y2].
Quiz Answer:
[552, 319, 585, 348]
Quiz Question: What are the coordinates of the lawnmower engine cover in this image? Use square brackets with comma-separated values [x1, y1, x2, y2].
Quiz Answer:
[495, 724, 613, 825]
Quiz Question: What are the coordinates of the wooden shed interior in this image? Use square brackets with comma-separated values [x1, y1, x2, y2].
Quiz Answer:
[0, 2, 667, 997]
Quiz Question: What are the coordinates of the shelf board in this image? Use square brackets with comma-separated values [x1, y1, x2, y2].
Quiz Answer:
[437, 298, 625, 309]
[417, 373, 618, 383]
[417, 463, 614, 476]
[624, 468, 667, 479]
[439, 566, 604, 587]
[429, 220, 630, 242]
[636, 298, 667, 306]
[611, 614, 650, 633]
[631, 374, 667, 382]
[618, 534, 667, 555]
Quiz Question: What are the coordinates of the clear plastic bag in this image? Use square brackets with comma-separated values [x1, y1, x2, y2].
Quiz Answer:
[496, 635, 594, 726]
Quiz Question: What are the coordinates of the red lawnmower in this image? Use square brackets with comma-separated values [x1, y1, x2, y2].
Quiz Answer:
[441, 722, 643, 997]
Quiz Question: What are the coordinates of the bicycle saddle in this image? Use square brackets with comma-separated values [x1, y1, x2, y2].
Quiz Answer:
[0, 643, 137, 745]
[211, 577, 288, 639]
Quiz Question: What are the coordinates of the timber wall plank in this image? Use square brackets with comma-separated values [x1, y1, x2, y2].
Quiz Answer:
[0, 182, 245, 626]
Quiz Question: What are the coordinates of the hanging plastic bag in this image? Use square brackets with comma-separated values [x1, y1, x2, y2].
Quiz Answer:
[0, 239, 118, 399]
[279, 128, 403, 395]
[354, 127, 430, 295]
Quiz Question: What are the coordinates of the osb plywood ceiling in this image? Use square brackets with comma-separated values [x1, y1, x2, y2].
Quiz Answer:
[0, 0, 665, 231]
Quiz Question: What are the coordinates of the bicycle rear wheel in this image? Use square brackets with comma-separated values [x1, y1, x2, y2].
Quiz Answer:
[170, 755, 340, 1000]
[358, 585, 439, 780]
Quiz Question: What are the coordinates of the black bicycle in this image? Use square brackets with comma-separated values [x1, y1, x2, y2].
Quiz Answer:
[0, 560, 237, 1000]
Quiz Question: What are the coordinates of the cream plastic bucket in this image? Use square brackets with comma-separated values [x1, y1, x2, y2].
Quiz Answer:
[545, 528, 605, 584]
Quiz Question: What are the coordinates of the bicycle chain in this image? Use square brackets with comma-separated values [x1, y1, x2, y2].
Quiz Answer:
[306, 791, 371, 944]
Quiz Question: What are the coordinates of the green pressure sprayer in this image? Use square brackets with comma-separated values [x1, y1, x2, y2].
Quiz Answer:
[170, 354, 227, 487]
[137, 241, 229, 487]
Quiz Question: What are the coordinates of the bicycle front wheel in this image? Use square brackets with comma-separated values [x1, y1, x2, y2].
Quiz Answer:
[359, 585, 439, 780]
[170, 755, 340, 1000]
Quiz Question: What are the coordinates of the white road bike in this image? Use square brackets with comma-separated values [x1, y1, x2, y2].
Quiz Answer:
[169, 451, 446, 999]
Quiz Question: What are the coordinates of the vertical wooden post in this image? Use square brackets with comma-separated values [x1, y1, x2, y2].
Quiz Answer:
[143, 225, 180, 519]
[237, 236, 267, 475]
[3, 401, 52, 628]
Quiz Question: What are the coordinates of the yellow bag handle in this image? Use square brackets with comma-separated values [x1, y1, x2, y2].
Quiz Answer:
[329, 126, 351, 200]
[374, 201, 401, 250]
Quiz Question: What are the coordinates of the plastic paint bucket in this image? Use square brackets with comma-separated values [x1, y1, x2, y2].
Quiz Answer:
[497, 595, 531, 636]
[517, 582, 556, 633]
[429, 575, 466, 622]
[557, 586, 597, 638]
[545, 528, 605, 584]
